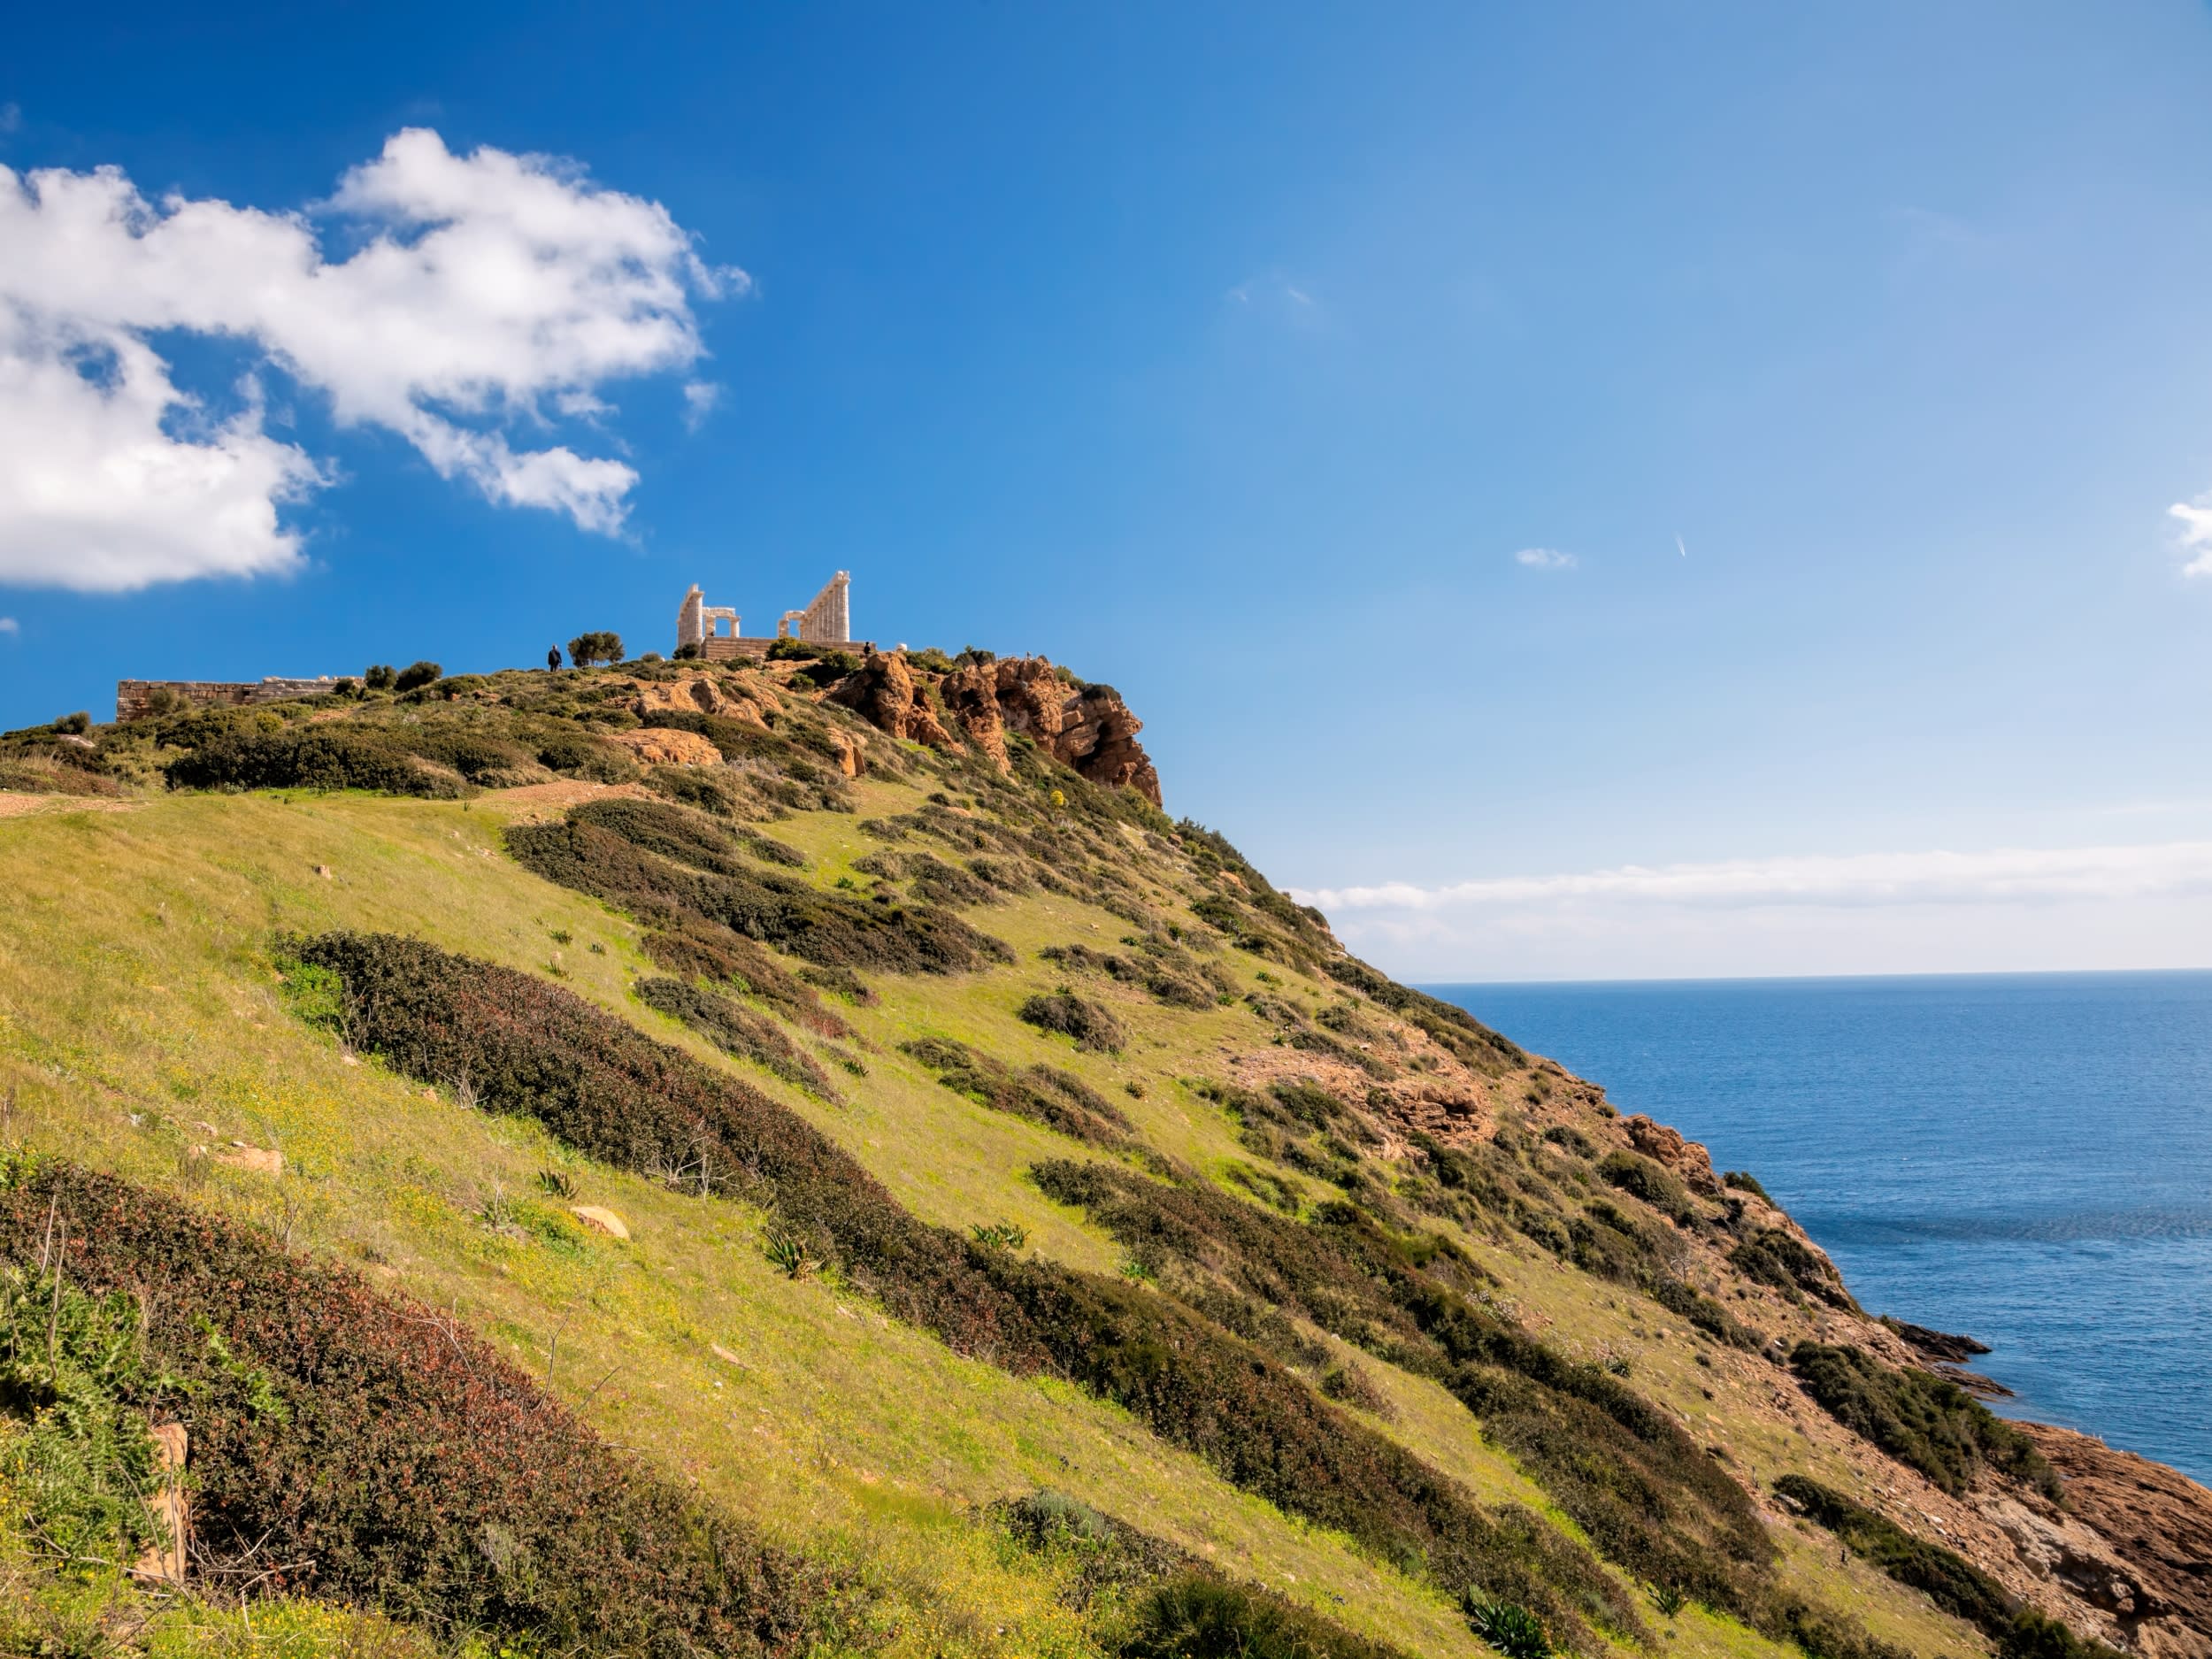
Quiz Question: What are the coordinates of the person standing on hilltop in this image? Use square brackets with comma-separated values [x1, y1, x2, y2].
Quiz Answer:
[547, 646, 562, 671]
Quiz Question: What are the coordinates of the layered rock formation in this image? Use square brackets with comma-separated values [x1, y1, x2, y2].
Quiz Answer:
[832, 652, 1163, 807]
[826, 651, 958, 750]
[2019, 1425, 2212, 1658]
[1624, 1112, 1724, 1195]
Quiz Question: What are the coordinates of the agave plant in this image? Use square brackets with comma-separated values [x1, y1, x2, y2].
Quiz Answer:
[1652, 1583, 1687, 1617]
[764, 1227, 815, 1280]
[970, 1220, 1028, 1252]
[1466, 1598, 1549, 1659]
[536, 1168, 577, 1200]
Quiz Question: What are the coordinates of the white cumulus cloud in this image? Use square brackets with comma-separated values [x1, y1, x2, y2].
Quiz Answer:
[1513, 547, 1577, 570]
[2173, 500, 2212, 578]
[0, 128, 737, 590]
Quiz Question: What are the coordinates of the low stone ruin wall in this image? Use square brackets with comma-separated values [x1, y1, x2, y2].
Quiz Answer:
[698, 638, 870, 662]
[115, 677, 341, 722]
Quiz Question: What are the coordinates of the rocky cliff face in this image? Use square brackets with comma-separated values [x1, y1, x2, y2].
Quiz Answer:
[832, 651, 1162, 806]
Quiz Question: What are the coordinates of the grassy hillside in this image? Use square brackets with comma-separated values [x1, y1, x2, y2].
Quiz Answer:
[0, 657, 2153, 1659]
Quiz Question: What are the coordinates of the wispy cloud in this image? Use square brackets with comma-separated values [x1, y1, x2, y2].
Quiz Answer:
[0, 105, 19, 137]
[1293, 840, 2212, 980]
[1299, 841, 2212, 915]
[2172, 500, 2212, 578]
[681, 380, 723, 432]
[0, 616, 17, 635]
[1225, 272, 1320, 323]
[1513, 547, 1577, 571]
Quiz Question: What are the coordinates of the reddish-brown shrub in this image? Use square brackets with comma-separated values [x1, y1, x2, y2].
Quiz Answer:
[0, 1157, 822, 1653]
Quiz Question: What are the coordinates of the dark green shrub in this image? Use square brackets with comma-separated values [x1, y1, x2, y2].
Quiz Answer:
[1319, 1362, 1394, 1417]
[364, 664, 397, 690]
[641, 917, 848, 1039]
[1772, 1474, 2120, 1658]
[1018, 990, 1126, 1054]
[567, 631, 625, 667]
[989, 1489, 1192, 1606]
[1041, 940, 1211, 1010]
[766, 638, 823, 662]
[865, 852, 996, 907]
[636, 976, 840, 1098]
[1722, 1171, 1771, 1202]
[1595, 1151, 1697, 1226]
[1122, 1574, 1406, 1659]
[1730, 1229, 1857, 1309]
[0, 1157, 822, 1654]
[740, 830, 810, 868]
[2001, 1611, 2129, 1659]
[1649, 1274, 1763, 1349]
[401, 727, 534, 783]
[393, 660, 442, 692]
[1317, 956, 1525, 1074]
[1773, 1474, 2012, 1630]
[902, 1037, 1129, 1145]
[1788, 1344, 2059, 1498]
[1543, 1125, 1594, 1157]
[505, 802, 1013, 976]
[646, 764, 749, 819]
[796, 963, 876, 1006]
[535, 733, 634, 781]
[52, 711, 91, 735]
[163, 729, 465, 798]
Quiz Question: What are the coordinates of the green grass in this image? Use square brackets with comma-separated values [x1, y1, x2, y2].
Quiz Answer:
[0, 778, 2002, 1659]
[0, 792, 1489, 1657]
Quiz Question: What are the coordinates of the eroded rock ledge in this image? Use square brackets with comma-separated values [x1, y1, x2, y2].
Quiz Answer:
[831, 651, 1163, 807]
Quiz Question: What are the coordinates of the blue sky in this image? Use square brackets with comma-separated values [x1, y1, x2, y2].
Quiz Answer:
[4, 2, 2211, 978]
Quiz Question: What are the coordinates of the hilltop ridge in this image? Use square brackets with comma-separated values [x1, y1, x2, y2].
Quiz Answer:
[0, 649, 2206, 1659]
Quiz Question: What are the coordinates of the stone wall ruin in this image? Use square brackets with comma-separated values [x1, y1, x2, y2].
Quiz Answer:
[115, 677, 342, 722]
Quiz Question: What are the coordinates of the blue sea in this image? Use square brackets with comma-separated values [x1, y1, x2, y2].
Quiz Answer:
[1425, 972, 2212, 1486]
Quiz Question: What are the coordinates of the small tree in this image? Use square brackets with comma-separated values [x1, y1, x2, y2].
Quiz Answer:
[567, 631, 625, 667]
[364, 664, 397, 691]
[394, 661, 442, 692]
[53, 711, 91, 734]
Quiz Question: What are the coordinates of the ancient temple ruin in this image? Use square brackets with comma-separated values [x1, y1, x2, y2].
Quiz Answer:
[779, 572, 851, 643]
[677, 572, 864, 660]
[676, 586, 741, 650]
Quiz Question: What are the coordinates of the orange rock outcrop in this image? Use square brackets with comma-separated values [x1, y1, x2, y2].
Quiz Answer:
[836, 652, 1161, 807]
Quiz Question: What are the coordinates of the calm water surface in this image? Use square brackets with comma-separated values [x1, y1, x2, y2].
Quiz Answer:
[1425, 972, 2212, 1485]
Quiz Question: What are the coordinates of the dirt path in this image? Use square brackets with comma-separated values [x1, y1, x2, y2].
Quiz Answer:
[0, 791, 141, 819]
